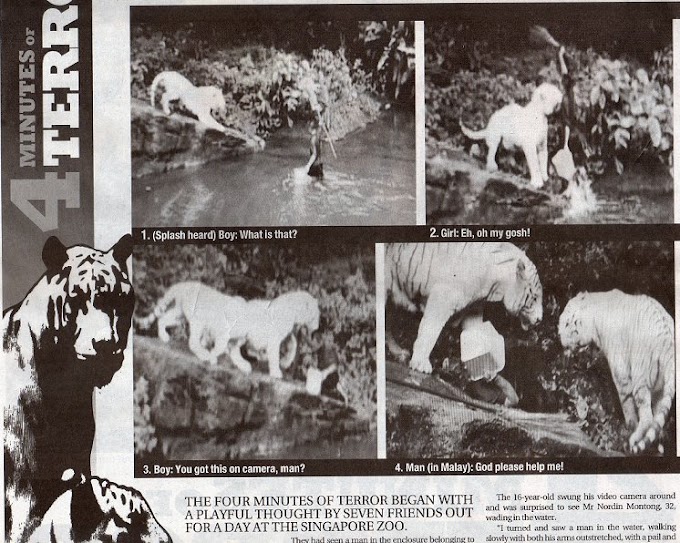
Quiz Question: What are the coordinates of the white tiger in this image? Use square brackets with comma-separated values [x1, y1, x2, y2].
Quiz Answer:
[150, 71, 228, 133]
[135, 281, 245, 364]
[227, 290, 320, 378]
[558, 290, 675, 454]
[135, 281, 320, 378]
[387, 242, 543, 374]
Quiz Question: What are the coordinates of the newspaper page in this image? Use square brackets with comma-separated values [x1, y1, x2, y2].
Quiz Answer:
[1, 1, 678, 542]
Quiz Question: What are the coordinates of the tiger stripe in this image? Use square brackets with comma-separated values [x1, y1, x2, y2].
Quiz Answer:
[559, 290, 675, 454]
[386, 242, 543, 374]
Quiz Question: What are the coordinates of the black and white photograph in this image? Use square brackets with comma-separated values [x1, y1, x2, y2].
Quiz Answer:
[4, 0, 680, 542]
[132, 242, 377, 461]
[131, 7, 416, 227]
[425, 5, 673, 224]
[385, 241, 676, 458]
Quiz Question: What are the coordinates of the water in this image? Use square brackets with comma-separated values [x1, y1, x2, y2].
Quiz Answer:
[134, 111, 416, 227]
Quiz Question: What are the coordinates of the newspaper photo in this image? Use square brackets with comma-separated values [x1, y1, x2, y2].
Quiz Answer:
[1, 2, 678, 543]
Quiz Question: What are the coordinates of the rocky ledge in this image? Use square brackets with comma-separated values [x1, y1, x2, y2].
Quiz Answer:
[131, 99, 264, 179]
[134, 335, 376, 460]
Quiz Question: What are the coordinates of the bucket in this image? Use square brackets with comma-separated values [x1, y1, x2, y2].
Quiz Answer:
[460, 321, 505, 381]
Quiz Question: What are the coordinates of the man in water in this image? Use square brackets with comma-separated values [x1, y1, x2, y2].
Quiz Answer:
[300, 75, 331, 179]
[554, 42, 587, 160]
[306, 113, 324, 178]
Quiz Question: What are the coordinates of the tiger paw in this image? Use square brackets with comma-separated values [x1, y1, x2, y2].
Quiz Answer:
[31, 476, 172, 543]
[409, 357, 433, 374]
[386, 336, 411, 363]
[78, 476, 173, 542]
[629, 422, 663, 455]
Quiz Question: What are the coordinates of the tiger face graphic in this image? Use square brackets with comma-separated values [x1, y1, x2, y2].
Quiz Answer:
[3, 235, 135, 542]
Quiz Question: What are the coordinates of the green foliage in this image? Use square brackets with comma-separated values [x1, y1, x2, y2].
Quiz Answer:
[131, 21, 406, 140]
[358, 21, 415, 102]
[426, 27, 673, 177]
[540, 350, 627, 452]
[425, 22, 491, 75]
[653, 45, 673, 87]
[571, 48, 673, 174]
[133, 244, 376, 419]
[134, 376, 159, 456]
[232, 46, 368, 136]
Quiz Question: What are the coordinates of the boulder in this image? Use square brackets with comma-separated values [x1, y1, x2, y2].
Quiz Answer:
[131, 98, 263, 178]
[134, 336, 375, 460]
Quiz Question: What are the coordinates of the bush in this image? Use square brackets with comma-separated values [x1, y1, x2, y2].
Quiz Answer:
[358, 21, 415, 102]
[131, 21, 411, 139]
[425, 26, 673, 177]
[571, 48, 673, 174]
[425, 22, 491, 76]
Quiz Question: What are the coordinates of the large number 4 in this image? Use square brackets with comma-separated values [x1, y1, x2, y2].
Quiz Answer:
[11, 172, 80, 232]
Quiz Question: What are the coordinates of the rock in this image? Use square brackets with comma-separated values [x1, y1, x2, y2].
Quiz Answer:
[426, 151, 564, 224]
[426, 168, 471, 222]
[131, 98, 262, 178]
[386, 361, 621, 457]
[134, 336, 374, 460]
[476, 179, 560, 223]
[152, 379, 193, 430]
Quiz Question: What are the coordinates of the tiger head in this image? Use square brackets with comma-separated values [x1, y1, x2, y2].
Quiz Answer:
[505, 256, 543, 330]
[295, 291, 320, 335]
[531, 82, 563, 116]
[558, 292, 594, 353]
[38, 235, 135, 387]
[204, 86, 227, 116]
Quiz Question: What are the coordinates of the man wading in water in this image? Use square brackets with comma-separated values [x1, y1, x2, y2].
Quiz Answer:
[300, 75, 333, 179]
[307, 114, 324, 178]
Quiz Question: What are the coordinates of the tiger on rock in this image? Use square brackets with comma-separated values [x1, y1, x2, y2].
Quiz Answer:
[559, 289, 675, 454]
[135, 281, 320, 378]
[150, 70, 228, 133]
[386, 242, 543, 374]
